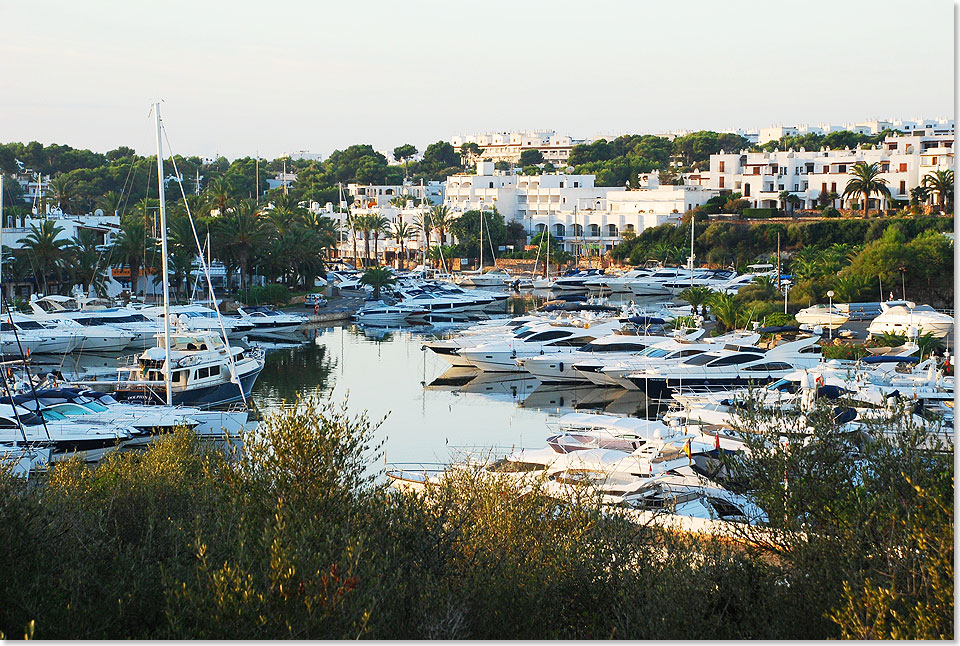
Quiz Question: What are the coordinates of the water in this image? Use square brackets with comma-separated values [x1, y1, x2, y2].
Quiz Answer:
[249, 310, 659, 466]
[29, 289, 660, 466]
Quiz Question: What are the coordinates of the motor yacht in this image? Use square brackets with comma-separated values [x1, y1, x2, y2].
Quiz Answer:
[235, 306, 305, 337]
[141, 304, 255, 339]
[97, 329, 266, 408]
[518, 329, 705, 383]
[795, 304, 850, 330]
[9, 312, 135, 353]
[0, 401, 133, 463]
[579, 331, 763, 388]
[458, 319, 624, 372]
[867, 302, 954, 339]
[622, 333, 823, 399]
[457, 268, 512, 288]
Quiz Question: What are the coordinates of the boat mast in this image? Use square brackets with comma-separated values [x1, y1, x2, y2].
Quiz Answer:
[479, 208, 484, 272]
[546, 210, 551, 279]
[0, 174, 4, 312]
[153, 103, 173, 406]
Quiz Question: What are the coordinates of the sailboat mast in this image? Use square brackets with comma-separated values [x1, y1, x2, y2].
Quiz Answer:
[0, 175, 4, 309]
[479, 209, 483, 272]
[154, 103, 173, 406]
[545, 210, 550, 279]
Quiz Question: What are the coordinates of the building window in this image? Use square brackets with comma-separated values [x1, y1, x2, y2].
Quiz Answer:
[488, 182, 493, 188]
[744, 184, 751, 197]
[573, 181, 579, 188]
[899, 180, 906, 194]
[719, 161, 725, 172]
[830, 182, 837, 193]
[719, 177, 724, 188]
[899, 163, 907, 172]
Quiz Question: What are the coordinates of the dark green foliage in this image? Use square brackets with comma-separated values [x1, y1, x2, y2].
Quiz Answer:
[742, 208, 780, 219]
[237, 282, 290, 306]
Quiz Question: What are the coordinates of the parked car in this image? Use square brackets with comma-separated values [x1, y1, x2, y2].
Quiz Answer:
[305, 293, 328, 308]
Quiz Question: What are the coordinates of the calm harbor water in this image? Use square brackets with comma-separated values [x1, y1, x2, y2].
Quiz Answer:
[249, 307, 658, 466]
[29, 291, 658, 466]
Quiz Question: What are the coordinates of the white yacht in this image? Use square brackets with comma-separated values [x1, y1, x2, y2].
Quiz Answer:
[458, 319, 624, 372]
[0, 318, 79, 355]
[795, 304, 850, 330]
[518, 329, 705, 383]
[622, 333, 823, 399]
[867, 302, 954, 339]
[353, 301, 428, 325]
[29, 296, 160, 349]
[141, 304, 255, 339]
[0, 402, 133, 463]
[9, 312, 135, 353]
[627, 267, 691, 297]
[580, 331, 763, 388]
[235, 306, 305, 337]
[458, 268, 512, 288]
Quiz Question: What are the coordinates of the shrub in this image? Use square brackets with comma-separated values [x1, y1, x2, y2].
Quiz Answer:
[821, 206, 840, 218]
[238, 283, 290, 306]
[742, 208, 781, 219]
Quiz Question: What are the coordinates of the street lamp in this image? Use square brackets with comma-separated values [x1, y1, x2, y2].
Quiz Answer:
[782, 279, 792, 314]
[827, 290, 835, 340]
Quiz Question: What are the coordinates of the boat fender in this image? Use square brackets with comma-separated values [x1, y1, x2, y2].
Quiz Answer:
[558, 362, 564, 373]
[314, 304, 320, 315]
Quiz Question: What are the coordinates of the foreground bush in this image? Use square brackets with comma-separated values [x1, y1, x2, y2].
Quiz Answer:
[0, 397, 952, 638]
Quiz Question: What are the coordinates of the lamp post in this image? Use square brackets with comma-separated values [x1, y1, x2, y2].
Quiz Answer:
[827, 290, 835, 340]
[782, 279, 792, 314]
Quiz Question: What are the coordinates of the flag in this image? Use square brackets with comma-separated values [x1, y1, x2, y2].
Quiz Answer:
[683, 438, 692, 464]
[715, 432, 721, 451]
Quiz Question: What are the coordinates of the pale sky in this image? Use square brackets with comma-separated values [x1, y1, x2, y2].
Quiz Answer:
[2, 0, 954, 160]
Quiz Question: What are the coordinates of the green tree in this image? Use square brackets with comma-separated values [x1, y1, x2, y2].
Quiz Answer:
[18, 220, 70, 294]
[679, 285, 713, 317]
[48, 175, 79, 214]
[111, 216, 152, 298]
[203, 176, 236, 217]
[842, 162, 890, 217]
[393, 144, 418, 179]
[392, 221, 414, 264]
[359, 265, 396, 300]
[460, 142, 482, 165]
[921, 169, 953, 212]
[214, 200, 269, 290]
[429, 204, 452, 246]
[66, 228, 110, 297]
[519, 149, 544, 166]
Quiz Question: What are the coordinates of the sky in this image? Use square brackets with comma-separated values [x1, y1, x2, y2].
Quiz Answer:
[2, 0, 954, 160]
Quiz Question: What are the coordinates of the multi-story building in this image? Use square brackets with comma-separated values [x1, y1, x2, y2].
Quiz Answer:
[449, 131, 584, 166]
[700, 129, 954, 210]
[346, 181, 444, 208]
[756, 118, 954, 144]
[446, 162, 714, 254]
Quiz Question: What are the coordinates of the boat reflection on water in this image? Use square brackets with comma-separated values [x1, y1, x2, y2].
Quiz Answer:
[520, 383, 621, 412]
[426, 367, 482, 389]
[456, 371, 539, 401]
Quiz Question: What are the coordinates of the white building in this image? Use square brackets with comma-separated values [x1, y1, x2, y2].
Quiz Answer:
[756, 117, 954, 144]
[450, 130, 585, 166]
[446, 162, 715, 254]
[700, 129, 954, 210]
[346, 181, 444, 208]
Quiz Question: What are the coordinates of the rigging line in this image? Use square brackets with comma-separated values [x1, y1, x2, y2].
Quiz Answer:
[116, 152, 138, 217]
[1, 290, 51, 441]
[161, 126, 247, 409]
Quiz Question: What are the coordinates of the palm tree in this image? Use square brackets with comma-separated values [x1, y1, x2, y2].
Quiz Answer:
[909, 185, 930, 207]
[354, 214, 374, 267]
[345, 212, 360, 269]
[412, 210, 434, 266]
[215, 200, 268, 291]
[392, 221, 413, 265]
[67, 229, 109, 297]
[111, 217, 152, 298]
[389, 195, 408, 209]
[921, 169, 954, 212]
[18, 220, 70, 294]
[368, 214, 391, 266]
[203, 176, 235, 217]
[678, 285, 713, 318]
[842, 162, 890, 217]
[429, 205, 452, 246]
[708, 291, 744, 333]
[359, 265, 395, 300]
[833, 274, 870, 304]
[48, 175, 78, 214]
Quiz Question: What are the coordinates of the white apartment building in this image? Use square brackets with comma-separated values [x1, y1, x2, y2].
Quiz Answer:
[700, 130, 954, 210]
[756, 117, 954, 144]
[449, 131, 584, 166]
[446, 162, 715, 254]
[347, 181, 444, 208]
